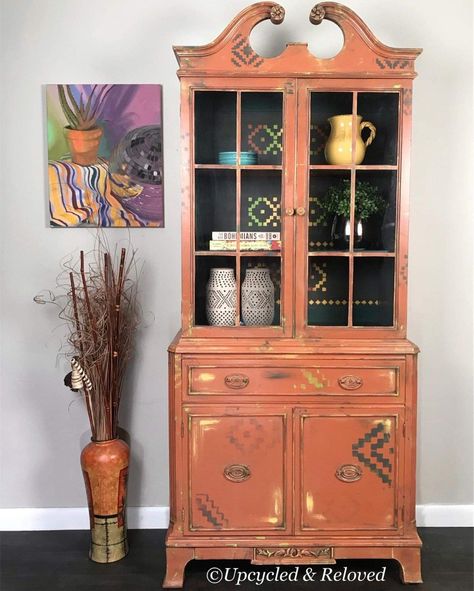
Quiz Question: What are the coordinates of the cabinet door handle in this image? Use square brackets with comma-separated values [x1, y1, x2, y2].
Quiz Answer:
[224, 464, 251, 482]
[285, 207, 295, 216]
[224, 374, 249, 389]
[335, 464, 362, 482]
[338, 375, 363, 390]
[296, 206, 306, 216]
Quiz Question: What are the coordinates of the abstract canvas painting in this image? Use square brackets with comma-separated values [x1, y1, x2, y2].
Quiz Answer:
[46, 84, 164, 227]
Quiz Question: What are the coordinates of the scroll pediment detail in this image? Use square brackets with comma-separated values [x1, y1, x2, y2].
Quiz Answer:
[174, 2, 421, 77]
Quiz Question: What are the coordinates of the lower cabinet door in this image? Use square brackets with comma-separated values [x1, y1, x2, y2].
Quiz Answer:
[296, 408, 403, 533]
[184, 406, 291, 534]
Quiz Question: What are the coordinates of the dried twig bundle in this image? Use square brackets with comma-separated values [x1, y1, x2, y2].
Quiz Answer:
[36, 243, 140, 441]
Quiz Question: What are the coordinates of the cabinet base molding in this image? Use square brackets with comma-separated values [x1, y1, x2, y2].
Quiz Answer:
[163, 535, 422, 587]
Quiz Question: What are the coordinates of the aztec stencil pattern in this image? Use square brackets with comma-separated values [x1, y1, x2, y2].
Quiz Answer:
[195, 493, 229, 528]
[352, 422, 394, 486]
[247, 124, 283, 155]
[310, 123, 329, 157]
[247, 196, 281, 228]
[226, 417, 280, 453]
[308, 196, 333, 249]
[231, 34, 264, 68]
[309, 263, 380, 307]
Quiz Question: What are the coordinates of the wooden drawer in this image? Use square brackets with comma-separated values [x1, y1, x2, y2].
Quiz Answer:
[186, 359, 403, 398]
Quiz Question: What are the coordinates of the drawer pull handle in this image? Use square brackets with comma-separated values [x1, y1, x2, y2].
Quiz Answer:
[224, 464, 251, 482]
[336, 464, 362, 483]
[224, 374, 249, 389]
[338, 375, 363, 390]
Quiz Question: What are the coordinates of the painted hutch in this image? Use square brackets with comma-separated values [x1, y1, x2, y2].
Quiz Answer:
[165, 3, 422, 586]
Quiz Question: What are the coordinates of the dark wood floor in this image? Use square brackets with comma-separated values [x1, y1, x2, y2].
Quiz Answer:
[1, 528, 472, 590]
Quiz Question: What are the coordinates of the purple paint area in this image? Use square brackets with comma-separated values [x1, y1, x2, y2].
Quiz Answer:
[74, 85, 162, 158]
[120, 183, 164, 224]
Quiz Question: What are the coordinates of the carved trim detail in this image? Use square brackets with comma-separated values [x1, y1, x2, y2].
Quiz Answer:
[256, 547, 333, 559]
[270, 4, 285, 24]
[338, 375, 363, 390]
[223, 464, 251, 482]
[310, 5, 326, 25]
[224, 373, 250, 389]
[336, 464, 362, 482]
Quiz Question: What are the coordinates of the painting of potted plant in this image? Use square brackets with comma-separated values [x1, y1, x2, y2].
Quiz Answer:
[58, 84, 114, 166]
[321, 179, 387, 249]
[35, 243, 139, 563]
[46, 84, 164, 227]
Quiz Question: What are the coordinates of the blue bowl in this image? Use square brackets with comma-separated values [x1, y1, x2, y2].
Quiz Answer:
[218, 151, 257, 165]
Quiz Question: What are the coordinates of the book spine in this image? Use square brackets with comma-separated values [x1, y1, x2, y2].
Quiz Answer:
[211, 231, 280, 240]
[209, 240, 281, 251]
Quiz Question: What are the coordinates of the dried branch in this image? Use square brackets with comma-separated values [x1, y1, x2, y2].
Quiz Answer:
[36, 244, 140, 441]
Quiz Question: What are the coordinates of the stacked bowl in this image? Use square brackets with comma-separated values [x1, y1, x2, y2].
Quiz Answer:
[218, 151, 257, 165]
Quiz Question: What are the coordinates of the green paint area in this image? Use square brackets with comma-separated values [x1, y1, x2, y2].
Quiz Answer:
[302, 370, 325, 389]
[47, 106, 69, 161]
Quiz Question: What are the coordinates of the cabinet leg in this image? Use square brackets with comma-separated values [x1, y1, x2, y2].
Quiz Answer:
[163, 547, 194, 588]
[393, 547, 422, 584]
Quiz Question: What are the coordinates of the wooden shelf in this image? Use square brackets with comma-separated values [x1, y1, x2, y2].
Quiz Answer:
[195, 250, 281, 257]
[194, 164, 282, 170]
[308, 251, 395, 257]
[309, 164, 398, 171]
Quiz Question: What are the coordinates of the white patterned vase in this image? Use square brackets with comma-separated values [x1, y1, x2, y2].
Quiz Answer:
[241, 268, 275, 326]
[206, 268, 237, 326]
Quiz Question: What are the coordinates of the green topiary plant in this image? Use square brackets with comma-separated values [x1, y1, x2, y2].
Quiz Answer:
[322, 179, 386, 220]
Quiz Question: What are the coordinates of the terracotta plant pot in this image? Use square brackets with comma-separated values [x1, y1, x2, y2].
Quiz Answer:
[64, 127, 103, 166]
[80, 438, 129, 563]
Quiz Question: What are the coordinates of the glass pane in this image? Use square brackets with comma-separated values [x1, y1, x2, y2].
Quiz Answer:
[241, 257, 281, 326]
[195, 170, 236, 251]
[355, 171, 397, 252]
[353, 258, 395, 326]
[241, 92, 283, 165]
[357, 93, 399, 165]
[195, 256, 236, 326]
[195, 91, 236, 164]
[309, 170, 350, 252]
[310, 92, 353, 165]
[241, 170, 281, 250]
[308, 257, 349, 326]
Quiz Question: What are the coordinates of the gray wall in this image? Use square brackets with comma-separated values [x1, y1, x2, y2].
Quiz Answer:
[0, 0, 472, 510]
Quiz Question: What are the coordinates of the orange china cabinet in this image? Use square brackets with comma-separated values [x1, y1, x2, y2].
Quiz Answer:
[165, 3, 422, 586]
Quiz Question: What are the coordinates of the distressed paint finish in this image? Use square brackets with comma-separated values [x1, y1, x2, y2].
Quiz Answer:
[187, 360, 401, 397]
[165, 3, 422, 587]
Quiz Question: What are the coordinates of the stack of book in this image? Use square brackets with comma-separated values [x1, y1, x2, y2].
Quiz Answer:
[209, 231, 281, 251]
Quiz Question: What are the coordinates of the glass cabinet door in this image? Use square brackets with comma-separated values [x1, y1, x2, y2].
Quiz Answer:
[192, 88, 293, 334]
[298, 88, 400, 334]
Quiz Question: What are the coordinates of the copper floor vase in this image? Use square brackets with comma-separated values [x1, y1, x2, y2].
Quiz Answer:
[80, 438, 129, 563]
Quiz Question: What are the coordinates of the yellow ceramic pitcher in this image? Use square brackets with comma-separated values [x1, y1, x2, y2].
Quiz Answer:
[325, 115, 376, 165]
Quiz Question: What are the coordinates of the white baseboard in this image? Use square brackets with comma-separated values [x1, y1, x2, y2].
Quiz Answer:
[0, 505, 472, 531]
[416, 504, 473, 527]
[0, 507, 169, 531]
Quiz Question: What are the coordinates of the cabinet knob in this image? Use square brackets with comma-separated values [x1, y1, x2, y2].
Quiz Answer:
[285, 207, 295, 216]
[296, 206, 306, 216]
[224, 464, 251, 482]
[335, 464, 362, 483]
